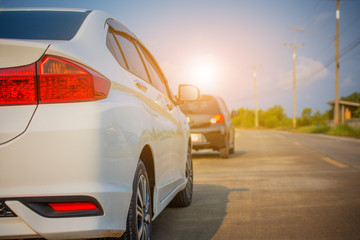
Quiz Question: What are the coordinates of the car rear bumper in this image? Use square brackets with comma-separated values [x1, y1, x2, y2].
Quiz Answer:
[0, 192, 127, 239]
[191, 124, 227, 150]
[0, 102, 138, 239]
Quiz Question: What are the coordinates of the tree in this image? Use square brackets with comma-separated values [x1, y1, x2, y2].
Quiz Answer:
[312, 109, 324, 125]
[232, 108, 255, 128]
[297, 108, 330, 126]
[259, 105, 290, 128]
[299, 108, 312, 126]
[354, 108, 360, 118]
[341, 92, 360, 103]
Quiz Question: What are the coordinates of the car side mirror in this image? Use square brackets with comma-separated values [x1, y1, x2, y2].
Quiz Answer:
[231, 110, 239, 118]
[177, 84, 200, 102]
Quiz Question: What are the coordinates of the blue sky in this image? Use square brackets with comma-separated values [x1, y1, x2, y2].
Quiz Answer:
[1, 0, 360, 117]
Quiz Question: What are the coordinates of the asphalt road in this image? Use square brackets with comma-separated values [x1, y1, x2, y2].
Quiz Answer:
[152, 129, 360, 240]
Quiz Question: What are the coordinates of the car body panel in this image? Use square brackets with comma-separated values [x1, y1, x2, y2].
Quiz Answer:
[0, 105, 37, 144]
[0, 8, 191, 239]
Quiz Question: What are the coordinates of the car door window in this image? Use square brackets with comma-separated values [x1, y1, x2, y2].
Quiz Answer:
[136, 43, 170, 96]
[114, 33, 150, 83]
[106, 29, 128, 70]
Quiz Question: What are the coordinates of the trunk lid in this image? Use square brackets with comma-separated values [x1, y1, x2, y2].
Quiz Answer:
[0, 39, 49, 144]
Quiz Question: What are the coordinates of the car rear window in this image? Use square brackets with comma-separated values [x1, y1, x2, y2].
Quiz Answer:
[0, 10, 90, 40]
[180, 95, 220, 114]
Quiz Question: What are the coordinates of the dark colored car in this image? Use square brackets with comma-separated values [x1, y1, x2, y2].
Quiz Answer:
[179, 94, 236, 158]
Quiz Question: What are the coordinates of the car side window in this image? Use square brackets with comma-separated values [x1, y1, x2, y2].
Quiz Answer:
[106, 29, 128, 70]
[136, 43, 170, 97]
[114, 33, 150, 83]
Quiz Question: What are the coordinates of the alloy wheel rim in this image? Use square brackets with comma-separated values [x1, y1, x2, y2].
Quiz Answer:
[137, 175, 150, 240]
[185, 149, 193, 197]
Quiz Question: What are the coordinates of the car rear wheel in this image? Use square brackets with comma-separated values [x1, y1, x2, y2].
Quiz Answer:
[121, 160, 151, 240]
[229, 135, 235, 154]
[169, 145, 193, 207]
[219, 138, 230, 159]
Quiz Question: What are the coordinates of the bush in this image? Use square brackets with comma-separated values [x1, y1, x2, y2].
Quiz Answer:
[327, 125, 360, 138]
[310, 125, 330, 133]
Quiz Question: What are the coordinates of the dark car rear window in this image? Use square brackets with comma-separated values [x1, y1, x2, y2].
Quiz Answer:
[0, 10, 90, 40]
[180, 95, 220, 114]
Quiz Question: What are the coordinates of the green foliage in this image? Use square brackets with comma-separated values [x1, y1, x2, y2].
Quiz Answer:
[297, 108, 312, 126]
[232, 105, 331, 129]
[310, 125, 330, 133]
[232, 108, 255, 128]
[259, 105, 290, 128]
[354, 108, 360, 118]
[291, 125, 330, 134]
[289, 124, 360, 138]
[297, 108, 330, 126]
[327, 125, 360, 138]
[341, 92, 360, 103]
[232, 105, 291, 128]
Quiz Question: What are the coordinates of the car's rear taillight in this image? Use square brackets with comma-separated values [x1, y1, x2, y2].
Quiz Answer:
[38, 56, 110, 103]
[0, 55, 110, 106]
[0, 64, 37, 105]
[210, 113, 225, 124]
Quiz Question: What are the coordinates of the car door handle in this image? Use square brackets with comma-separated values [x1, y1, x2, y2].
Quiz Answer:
[134, 81, 148, 93]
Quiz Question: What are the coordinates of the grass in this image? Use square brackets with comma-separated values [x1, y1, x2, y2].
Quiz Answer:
[285, 124, 360, 139]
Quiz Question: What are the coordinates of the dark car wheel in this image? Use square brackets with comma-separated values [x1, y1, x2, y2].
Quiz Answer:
[121, 160, 151, 240]
[229, 146, 235, 154]
[219, 137, 230, 158]
[169, 145, 193, 207]
[229, 135, 235, 154]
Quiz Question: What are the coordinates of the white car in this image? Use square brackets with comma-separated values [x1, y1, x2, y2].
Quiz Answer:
[0, 8, 199, 239]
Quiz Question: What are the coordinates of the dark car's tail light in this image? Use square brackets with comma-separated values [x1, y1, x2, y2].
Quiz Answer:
[210, 113, 225, 124]
[0, 55, 110, 106]
[0, 64, 37, 105]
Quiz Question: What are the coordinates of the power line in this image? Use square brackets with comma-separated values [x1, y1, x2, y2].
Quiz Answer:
[297, 35, 360, 85]
[231, 34, 360, 109]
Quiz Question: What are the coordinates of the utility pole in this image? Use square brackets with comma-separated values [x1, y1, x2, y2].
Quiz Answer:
[284, 43, 304, 128]
[249, 66, 260, 128]
[334, 0, 340, 128]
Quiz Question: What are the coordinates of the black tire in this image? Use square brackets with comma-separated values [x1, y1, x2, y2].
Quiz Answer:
[229, 146, 235, 154]
[169, 146, 193, 207]
[219, 138, 230, 158]
[121, 160, 152, 240]
[229, 136, 235, 154]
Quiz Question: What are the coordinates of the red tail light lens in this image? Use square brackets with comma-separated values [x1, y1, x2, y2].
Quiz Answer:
[210, 113, 225, 124]
[38, 56, 110, 103]
[0, 55, 110, 106]
[0, 64, 37, 105]
[48, 202, 98, 212]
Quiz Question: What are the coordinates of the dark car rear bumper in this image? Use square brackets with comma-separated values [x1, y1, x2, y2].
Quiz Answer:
[190, 124, 227, 151]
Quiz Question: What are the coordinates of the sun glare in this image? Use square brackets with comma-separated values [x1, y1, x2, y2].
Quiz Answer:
[190, 57, 219, 92]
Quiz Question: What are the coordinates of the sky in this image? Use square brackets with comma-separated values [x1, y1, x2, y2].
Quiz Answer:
[1, 0, 360, 117]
